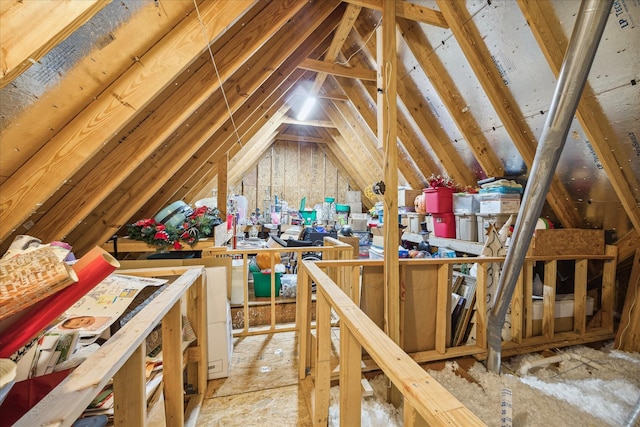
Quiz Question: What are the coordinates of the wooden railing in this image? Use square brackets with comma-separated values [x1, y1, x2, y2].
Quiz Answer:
[222, 237, 353, 337]
[16, 266, 208, 427]
[297, 247, 617, 424]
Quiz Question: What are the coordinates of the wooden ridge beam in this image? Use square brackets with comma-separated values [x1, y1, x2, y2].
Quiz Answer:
[21, 0, 299, 243]
[299, 57, 376, 81]
[0, 0, 256, 243]
[342, 0, 448, 28]
[397, 17, 504, 179]
[518, 0, 640, 234]
[436, 0, 581, 228]
[68, 2, 344, 252]
[0, 0, 110, 88]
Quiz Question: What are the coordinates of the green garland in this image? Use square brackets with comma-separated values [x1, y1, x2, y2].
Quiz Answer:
[126, 206, 223, 250]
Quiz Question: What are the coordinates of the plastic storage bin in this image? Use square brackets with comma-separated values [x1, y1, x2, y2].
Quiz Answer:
[280, 274, 297, 298]
[252, 271, 282, 297]
[453, 193, 480, 214]
[479, 194, 520, 214]
[432, 212, 456, 238]
[423, 187, 455, 213]
[455, 214, 477, 241]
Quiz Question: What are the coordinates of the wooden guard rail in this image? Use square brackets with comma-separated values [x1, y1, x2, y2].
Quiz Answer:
[222, 237, 353, 337]
[297, 246, 617, 424]
[17, 266, 208, 427]
[299, 260, 486, 426]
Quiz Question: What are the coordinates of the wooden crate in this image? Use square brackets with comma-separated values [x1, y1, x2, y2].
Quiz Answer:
[398, 189, 422, 207]
[530, 229, 604, 256]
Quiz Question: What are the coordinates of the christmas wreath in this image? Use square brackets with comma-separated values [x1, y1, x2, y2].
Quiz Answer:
[126, 206, 223, 250]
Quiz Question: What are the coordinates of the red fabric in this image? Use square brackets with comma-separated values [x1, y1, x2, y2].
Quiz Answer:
[0, 368, 73, 427]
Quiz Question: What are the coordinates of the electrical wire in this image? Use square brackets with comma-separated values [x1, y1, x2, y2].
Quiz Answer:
[192, 0, 243, 147]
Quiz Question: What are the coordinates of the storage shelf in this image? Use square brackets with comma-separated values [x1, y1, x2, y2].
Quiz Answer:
[428, 236, 484, 256]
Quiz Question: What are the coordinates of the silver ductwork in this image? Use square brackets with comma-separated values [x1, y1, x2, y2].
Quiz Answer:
[486, 0, 614, 374]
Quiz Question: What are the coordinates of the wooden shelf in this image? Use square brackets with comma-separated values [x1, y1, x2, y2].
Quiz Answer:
[428, 236, 484, 255]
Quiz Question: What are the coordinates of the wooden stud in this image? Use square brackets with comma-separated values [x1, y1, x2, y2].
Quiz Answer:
[436, 263, 452, 354]
[162, 302, 184, 427]
[217, 155, 228, 219]
[601, 245, 618, 333]
[615, 247, 640, 351]
[542, 260, 557, 339]
[314, 292, 332, 426]
[341, 0, 448, 28]
[340, 324, 362, 427]
[299, 57, 376, 81]
[112, 343, 146, 426]
[524, 260, 534, 338]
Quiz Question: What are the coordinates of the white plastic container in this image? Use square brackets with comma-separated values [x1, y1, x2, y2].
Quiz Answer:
[455, 213, 477, 241]
[280, 274, 297, 298]
[230, 259, 245, 305]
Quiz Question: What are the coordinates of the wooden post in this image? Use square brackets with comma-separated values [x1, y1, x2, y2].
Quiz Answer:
[162, 302, 184, 427]
[297, 262, 311, 380]
[542, 260, 557, 339]
[601, 245, 618, 332]
[511, 264, 524, 344]
[573, 259, 588, 335]
[524, 261, 534, 338]
[112, 343, 146, 426]
[475, 263, 488, 349]
[615, 247, 640, 351]
[378, 0, 401, 406]
[435, 263, 452, 354]
[340, 324, 362, 427]
[314, 292, 331, 426]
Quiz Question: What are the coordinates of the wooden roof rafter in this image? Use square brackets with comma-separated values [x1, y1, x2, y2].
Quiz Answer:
[436, 0, 581, 227]
[341, 0, 448, 28]
[518, 0, 640, 234]
[68, 1, 345, 253]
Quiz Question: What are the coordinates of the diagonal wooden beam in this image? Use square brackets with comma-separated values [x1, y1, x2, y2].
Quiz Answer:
[0, 0, 256, 243]
[342, 0, 448, 28]
[518, 0, 640, 234]
[397, 17, 504, 179]
[0, 0, 111, 88]
[309, 3, 362, 94]
[436, 0, 581, 228]
[299, 57, 376, 81]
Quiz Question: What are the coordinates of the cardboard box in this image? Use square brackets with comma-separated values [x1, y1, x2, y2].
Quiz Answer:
[532, 294, 594, 335]
[479, 194, 520, 214]
[207, 302, 233, 380]
[346, 202, 363, 213]
[530, 229, 605, 256]
[345, 191, 362, 202]
[398, 188, 422, 207]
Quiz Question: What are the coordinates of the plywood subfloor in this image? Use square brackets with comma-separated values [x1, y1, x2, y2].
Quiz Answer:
[200, 331, 313, 426]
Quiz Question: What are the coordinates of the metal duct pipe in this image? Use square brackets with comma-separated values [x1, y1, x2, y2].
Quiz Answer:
[486, 0, 613, 373]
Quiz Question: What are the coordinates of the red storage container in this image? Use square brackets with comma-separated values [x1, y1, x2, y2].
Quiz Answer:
[423, 187, 455, 213]
[433, 212, 456, 238]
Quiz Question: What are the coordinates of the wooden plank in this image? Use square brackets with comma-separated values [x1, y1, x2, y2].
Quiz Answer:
[601, 245, 618, 333]
[280, 117, 335, 128]
[615, 247, 640, 352]
[314, 292, 332, 426]
[511, 266, 524, 344]
[309, 3, 362, 94]
[0, 0, 110, 88]
[299, 57, 376, 81]
[532, 229, 605, 256]
[162, 302, 184, 427]
[217, 155, 228, 219]
[112, 343, 146, 426]
[397, 17, 504, 178]
[542, 260, 557, 339]
[184, 394, 204, 427]
[435, 0, 580, 228]
[573, 259, 588, 335]
[436, 263, 451, 354]
[0, 0, 255, 243]
[340, 325, 362, 427]
[518, 0, 640, 234]
[524, 261, 534, 338]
